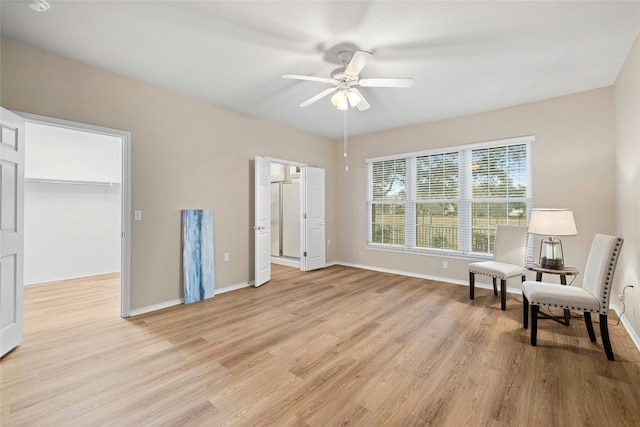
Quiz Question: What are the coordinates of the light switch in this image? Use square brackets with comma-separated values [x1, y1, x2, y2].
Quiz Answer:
[134, 210, 142, 221]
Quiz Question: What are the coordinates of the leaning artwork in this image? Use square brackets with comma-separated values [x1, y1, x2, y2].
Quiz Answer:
[182, 209, 215, 304]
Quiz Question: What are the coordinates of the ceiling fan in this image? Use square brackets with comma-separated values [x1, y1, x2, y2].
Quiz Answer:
[282, 50, 413, 111]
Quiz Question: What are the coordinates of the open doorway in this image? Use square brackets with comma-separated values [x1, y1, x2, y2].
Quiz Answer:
[254, 155, 325, 287]
[270, 162, 301, 268]
[20, 113, 131, 317]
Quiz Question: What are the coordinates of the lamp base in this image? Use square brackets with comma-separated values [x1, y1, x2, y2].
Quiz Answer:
[540, 257, 564, 269]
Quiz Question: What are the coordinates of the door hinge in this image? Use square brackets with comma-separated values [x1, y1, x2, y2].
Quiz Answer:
[303, 252, 307, 257]
[303, 213, 307, 219]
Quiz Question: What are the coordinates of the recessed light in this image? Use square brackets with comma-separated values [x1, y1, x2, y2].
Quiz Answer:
[29, 0, 51, 13]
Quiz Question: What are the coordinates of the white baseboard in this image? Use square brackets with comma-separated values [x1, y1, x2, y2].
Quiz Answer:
[610, 304, 640, 352]
[25, 269, 121, 286]
[129, 298, 184, 316]
[271, 256, 300, 268]
[334, 261, 523, 294]
[216, 281, 254, 294]
[128, 280, 255, 316]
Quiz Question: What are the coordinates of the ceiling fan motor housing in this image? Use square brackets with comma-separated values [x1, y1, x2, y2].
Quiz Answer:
[331, 67, 358, 84]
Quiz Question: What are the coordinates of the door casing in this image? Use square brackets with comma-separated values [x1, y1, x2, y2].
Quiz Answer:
[17, 112, 132, 317]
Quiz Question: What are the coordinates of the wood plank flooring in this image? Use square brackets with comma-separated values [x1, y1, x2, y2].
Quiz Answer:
[2, 265, 640, 426]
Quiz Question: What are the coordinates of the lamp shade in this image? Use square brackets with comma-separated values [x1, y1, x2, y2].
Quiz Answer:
[528, 209, 577, 236]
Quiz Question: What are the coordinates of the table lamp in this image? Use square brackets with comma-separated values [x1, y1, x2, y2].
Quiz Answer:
[528, 208, 577, 269]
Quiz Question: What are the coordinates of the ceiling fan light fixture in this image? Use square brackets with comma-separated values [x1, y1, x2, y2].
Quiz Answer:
[331, 91, 349, 111]
[346, 90, 362, 107]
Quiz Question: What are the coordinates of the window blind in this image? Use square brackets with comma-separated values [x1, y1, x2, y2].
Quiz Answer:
[366, 136, 533, 258]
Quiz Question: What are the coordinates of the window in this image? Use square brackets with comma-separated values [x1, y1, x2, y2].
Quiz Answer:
[366, 136, 533, 257]
[369, 158, 406, 245]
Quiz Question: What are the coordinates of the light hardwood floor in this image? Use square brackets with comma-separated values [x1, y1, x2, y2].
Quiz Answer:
[2, 265, 640, 426]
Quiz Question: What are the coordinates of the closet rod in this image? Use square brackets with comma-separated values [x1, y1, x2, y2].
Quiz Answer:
[25, 178, 121, 186]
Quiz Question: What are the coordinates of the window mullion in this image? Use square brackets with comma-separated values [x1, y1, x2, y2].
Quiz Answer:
[405, 156, 416, 247]
[459, 149, 472, 253]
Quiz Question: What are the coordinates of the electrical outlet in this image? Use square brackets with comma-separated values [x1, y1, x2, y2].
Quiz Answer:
[617, 293, 625, 302]
[327, 239, 331, 245]
[224, 253, 230, 262]
[442, 261, 448, 269]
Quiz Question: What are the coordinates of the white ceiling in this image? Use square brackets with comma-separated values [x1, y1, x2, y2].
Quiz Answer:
[2, 1, 639, 139]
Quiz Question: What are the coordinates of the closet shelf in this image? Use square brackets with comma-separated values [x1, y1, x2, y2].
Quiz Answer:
[25, 178, 121, 186]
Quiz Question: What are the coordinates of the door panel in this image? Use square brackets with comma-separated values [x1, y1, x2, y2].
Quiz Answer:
[254, 156, 271, 287]
[304, 167, 325, 271]
[1, 108, 25, 357]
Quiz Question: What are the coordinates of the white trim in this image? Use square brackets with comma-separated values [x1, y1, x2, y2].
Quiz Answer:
[25, 178, 121, 186]
[366, 135, 536, 163]
[335, 261, 522, 295]
[610, 304, 640, 352]
[265, 157, 307, 167]
[271, 256, 301, 268]
[216, 281, 252, 294]
[129, 298, 184, 316]
[334, 261, 523, 295]
[16, 111, 132, 318]
[365, 243, 492, 262]
[24, 270, 121, 286]
[129, 281, 255, 316]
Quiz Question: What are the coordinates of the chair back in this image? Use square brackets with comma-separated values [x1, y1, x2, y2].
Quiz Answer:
[582, 234, 624, 314]
[493, 225, 528, 267]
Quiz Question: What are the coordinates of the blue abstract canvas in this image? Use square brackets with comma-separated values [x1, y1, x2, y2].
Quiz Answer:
[182, 209, 214, 304]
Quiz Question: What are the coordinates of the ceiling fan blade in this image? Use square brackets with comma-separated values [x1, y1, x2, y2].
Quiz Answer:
[344, 50, 373, 76]
[358, 78, 414, 88]
[299, 87, 337, 107]
[282, 74, 334, 84]
[350, 88, 370, 111]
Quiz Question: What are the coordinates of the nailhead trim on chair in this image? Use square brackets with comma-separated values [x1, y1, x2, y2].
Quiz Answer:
[599, 238, 622, 315]
[468, 270, 524, 280]
[527, 302, 599, 312]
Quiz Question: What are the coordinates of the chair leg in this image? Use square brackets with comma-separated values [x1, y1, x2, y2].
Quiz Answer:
[500, 279, 506, 310]
[523, 295, 529, 329]
[531, 305, 538, 346]
[564, 309, 571, 326]
[469, 272, 475, 300]
[493, 277, 497, 296]
[584, 312, 596, 342]
[599, 314, 615, 361]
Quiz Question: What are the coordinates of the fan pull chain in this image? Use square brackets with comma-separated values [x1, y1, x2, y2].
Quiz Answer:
[343, 109, 349, 171]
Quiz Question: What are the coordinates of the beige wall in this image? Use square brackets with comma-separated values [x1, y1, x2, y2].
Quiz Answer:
[1, 38, 338, 311]
[614, 33, 640, 334]
[336, 87, 617, 289]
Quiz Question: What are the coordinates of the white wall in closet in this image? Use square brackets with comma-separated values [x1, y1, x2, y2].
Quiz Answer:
[24, 123, 122, 284]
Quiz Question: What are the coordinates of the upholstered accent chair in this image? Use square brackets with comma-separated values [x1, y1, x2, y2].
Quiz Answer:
[469, 225, 528, 310]
[522, 234, 623, 361]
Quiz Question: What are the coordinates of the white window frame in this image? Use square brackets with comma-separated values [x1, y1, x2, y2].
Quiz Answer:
[366, 135, 534, 259]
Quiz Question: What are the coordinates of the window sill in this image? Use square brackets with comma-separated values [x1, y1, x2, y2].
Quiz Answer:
[364, 243, 493, 262]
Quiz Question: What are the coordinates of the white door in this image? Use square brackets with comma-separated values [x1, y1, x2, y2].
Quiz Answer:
[303, 167, 325, 271]
[1, 108, 25, 358]
[254, 156, 271, 287]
